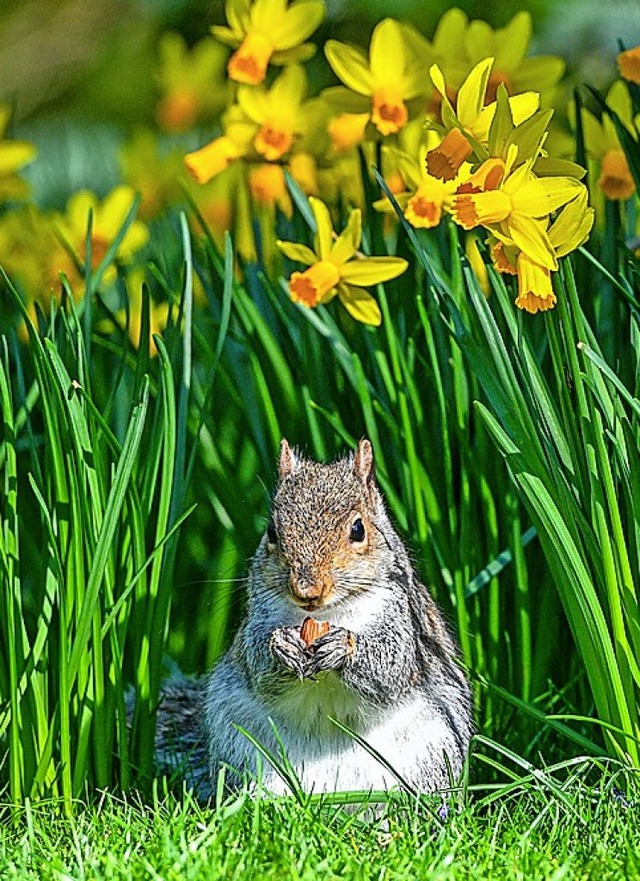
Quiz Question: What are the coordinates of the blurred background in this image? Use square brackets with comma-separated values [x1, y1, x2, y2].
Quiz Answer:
[2, 0, 639, 208]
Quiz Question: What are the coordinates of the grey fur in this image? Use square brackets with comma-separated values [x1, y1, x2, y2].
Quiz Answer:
[157, 440, 473, 797]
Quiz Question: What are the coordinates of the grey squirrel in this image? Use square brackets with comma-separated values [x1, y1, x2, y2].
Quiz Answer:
[154, 439, 473, 797]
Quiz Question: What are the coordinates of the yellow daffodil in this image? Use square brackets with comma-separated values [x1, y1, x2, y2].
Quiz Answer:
[155, 33, 229, 132]
[185, 130, 250, 186]
[53, 186, 149, 296]
[514, 253, 556, 314]
[0, 207, 58, 319]
[482, 181, 593, 314]
[452, 157, 585, 270]
[579, 81, 637, 201]
[328, 112, 370, 153]
[462, 11, 564, 104]
[618, 45, 640, 84]
[237, 64, 308, 160]
[420, 9, 564, 113]
[0, 105, 37, 202]
[324, 18, 433, 138]
[374, 126, 469, 229]
[426, 58, 539, 180]
[211, 0, 324, 85]
[249, 163, 292, 215]
[277, 197, 407, 325]
[184, 66, 310, 185]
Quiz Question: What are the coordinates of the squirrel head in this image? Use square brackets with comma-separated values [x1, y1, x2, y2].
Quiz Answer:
[259, 438, 387, 612]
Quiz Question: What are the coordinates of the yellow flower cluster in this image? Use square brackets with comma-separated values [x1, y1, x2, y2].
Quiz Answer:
[175, 1, 604, 318]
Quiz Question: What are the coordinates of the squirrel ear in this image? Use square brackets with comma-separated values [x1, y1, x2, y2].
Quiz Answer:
[353, 438, 375, 486]
[279, 438, 299, 478]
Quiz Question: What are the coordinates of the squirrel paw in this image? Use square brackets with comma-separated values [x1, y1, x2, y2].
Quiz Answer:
[308, 627, 356, 675]
[270, 627, 310, 679]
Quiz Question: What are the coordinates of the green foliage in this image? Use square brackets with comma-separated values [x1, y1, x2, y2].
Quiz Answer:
[1, 65, 640, 815]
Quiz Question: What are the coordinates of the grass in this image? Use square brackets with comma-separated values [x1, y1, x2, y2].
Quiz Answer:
[1, 759, 639, 881]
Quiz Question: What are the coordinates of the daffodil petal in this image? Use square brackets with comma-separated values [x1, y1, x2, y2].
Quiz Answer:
[370, 18, 405, 84]
[325, 40, 373, 96]
[210, 25, 242, 47]
[506, 214, 557, 270]
[276, 240, 317, 265]
[237, 84, 271, 122]
[513, 56, 565, 92]
[548, 192, 594, 256]
[492, 11, 531, 70]
[226, 0, 252, 36]
[508, 91, 540, 125]
[511, 177, 585, 217]
[269, 63, 307, 107]
[331, 209, 361, 264]
[309, 197, 334, 258]
[271, 0, 325, 51]
[99, 186, 139, 238]
[0, 141, 37, 176]
[338, 284, 382, 325]
[457, 57, 494, 129]
[339, 256, 408, 285]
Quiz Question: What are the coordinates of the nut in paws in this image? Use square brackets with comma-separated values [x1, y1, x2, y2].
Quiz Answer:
[308, 627, 355, 675]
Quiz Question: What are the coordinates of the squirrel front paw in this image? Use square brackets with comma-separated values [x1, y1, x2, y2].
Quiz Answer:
[308, 627, 356, 675]
[269, 627, 310, 679]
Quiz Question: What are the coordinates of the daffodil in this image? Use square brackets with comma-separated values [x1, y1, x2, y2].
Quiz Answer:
[426, 57, 539, 181]
[184, 66, 310, 185]
[419, 8, 564, 113]
[155, 33, 230, 132]
[211, 0, 324, 85]
[514, 253, 556, 314]
[462, 11, 564, 104]
[324, 18, 433, 138]
[579, 80, 637, 201]
[483, 181, 594, 314]
[618, 45, 640, 84]
[277, 197, 407, 325]
[0, 105, 37, 202]
[0, 207, 58, 329]
[451, 157, 585, 270]
[374, 126, 469, 229]
[53, 186, 149, 296]
[249, 163, 292, 215]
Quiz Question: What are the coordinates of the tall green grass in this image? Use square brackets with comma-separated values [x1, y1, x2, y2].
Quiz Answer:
[2, 87, 640, 808]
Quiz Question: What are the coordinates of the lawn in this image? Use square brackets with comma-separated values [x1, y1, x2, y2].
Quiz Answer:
[2, 768, 639, 881]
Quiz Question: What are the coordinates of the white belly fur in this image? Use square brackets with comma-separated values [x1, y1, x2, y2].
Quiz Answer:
[253, 675, 451, 795]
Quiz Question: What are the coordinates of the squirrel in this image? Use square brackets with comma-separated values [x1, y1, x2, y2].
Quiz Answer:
[153, 439, 473, 797]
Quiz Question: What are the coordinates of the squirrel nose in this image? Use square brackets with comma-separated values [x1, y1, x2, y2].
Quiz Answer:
[289, 566, 327, 601]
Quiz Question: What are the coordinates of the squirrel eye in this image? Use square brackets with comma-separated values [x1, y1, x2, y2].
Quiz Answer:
[266, 520, 277, 547]
[349, 517, 366, 544]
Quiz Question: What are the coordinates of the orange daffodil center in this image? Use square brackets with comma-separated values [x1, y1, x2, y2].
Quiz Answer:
[290, 260, 341, 306]
[277, 197, 408, 325]
[229, 31, 274, 85]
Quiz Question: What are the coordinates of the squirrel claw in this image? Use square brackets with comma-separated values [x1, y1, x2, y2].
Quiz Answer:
[270, 626, 310, 679]
[308, 627, 355, 675]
